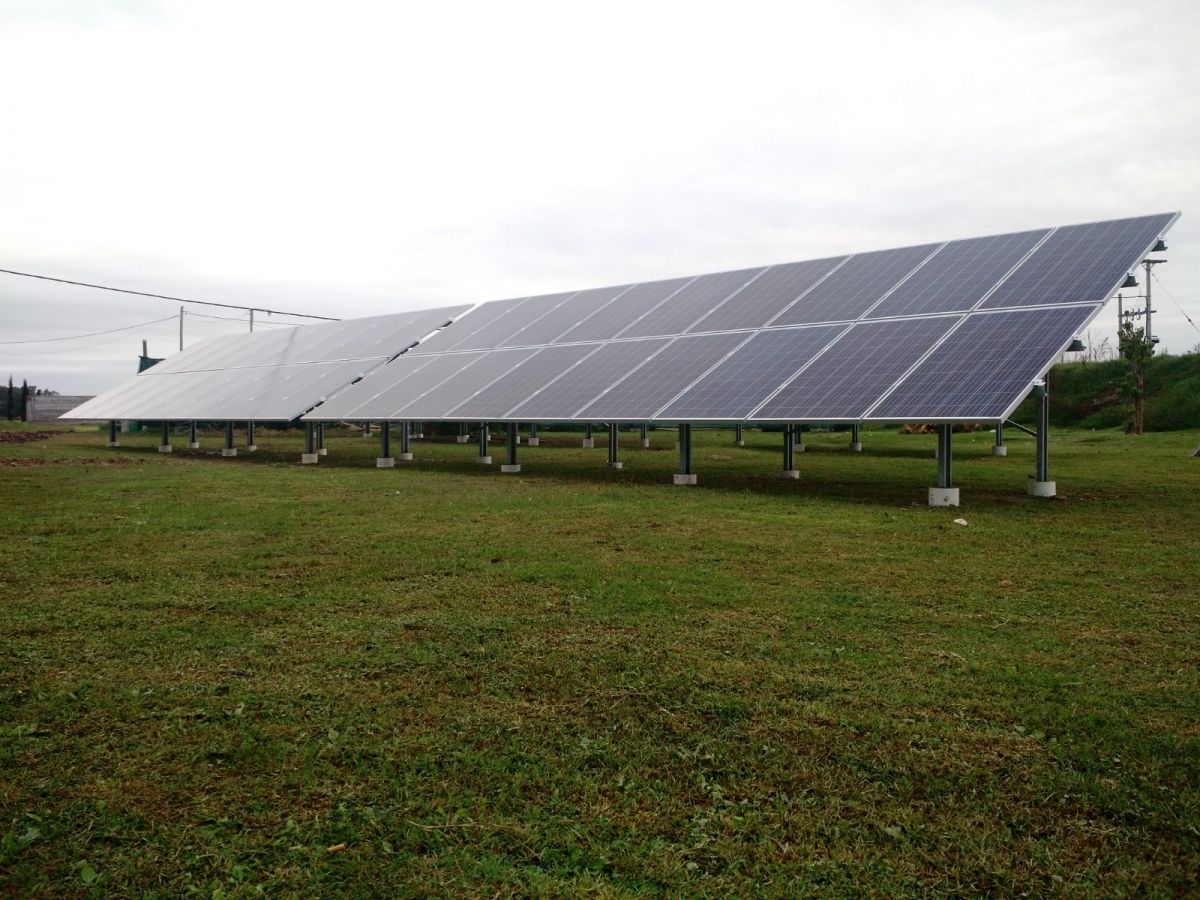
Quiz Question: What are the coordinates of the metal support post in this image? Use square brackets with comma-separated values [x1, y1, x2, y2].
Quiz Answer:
[992, 421, 1006, 456]
[929, 424, 959, 506]
[477, 422, 492, 464]
[674, 424, 696, 485]
[107, 419, 119, 448]
[850, 423, 862, 452]
[1029, 384, 1055, 496]
[607, 423, 622, 468]
[158, 420, 172, 453]
[413, 421, 423, 439]
[188, 420, 199, 449]
[399, 420, 412, 460]
[363, 421, 372, 438]
[583, 423, 594, 448]
[246, 420, 256, 451]
[317, 423, 327, 456]
[223, 421, 237, 457]
[779, 424, 798, 478]
[640, 422, 649, 448]
[377, 420, 394, 467]
[502, 422, 520, 472]
[528, 422, 539, 446]
[302, 422, 318, 464]
[458, 421, 470, 443]
[735, 423, 744, 447]
[795, 424, 805, 453]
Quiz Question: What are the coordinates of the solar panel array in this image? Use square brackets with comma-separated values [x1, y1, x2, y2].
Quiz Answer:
[63, 306, 471, 421]
[307, 213, 1177, 425]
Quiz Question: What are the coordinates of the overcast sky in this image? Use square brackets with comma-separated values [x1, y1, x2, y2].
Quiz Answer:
[2, 0, 1197, 395]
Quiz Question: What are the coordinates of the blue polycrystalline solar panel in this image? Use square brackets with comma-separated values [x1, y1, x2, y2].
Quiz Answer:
[981, 214, 1176, 310]
[688, 257, 847, 333]
[507, 339, 669, 420]
[555, 278, 694, 343]
[869, 305, 1096, 420]
[577, 332, 749, 420]
[770, 243, 941, 326]
[659, 325, 846, 421]
[617, 268, 766, 339]
[341, 352, 487, 418]
[450, 344, 600, 419]
[498, 285, 632, 348]
[866, 231, 1049, 319]
[450, 292, 579, 352]
[407, 297, 529, 355]
[393, 348, 540, 418]
[754, 317, 961, 420]
[305, 354, 439, 419]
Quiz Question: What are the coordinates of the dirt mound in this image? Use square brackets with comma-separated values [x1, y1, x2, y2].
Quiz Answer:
[898, 423, 984, 435]
[0, 431, 57, 444]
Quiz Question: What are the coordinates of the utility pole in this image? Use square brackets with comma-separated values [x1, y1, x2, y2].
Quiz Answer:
[179, 305, 184, 351]
[250, 309, 254, 332]
[1142, 258, 1167, 345]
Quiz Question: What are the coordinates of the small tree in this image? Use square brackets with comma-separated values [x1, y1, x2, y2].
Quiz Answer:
[1118, 319, 1154, 434]
[4, 376, 12, 420]
[19, 379, 29, 422]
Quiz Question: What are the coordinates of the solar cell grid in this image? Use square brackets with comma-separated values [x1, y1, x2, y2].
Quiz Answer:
[506, 339, 669, 420]
[658, 325, 846, 421]
[617, 268, 765, 339]
[982, 214, 1176, 310]
[771, 242, 941, 326]
[339, 352, 486, 419]
[577, 332, 748, 420]
[688, 257, 847, 333]
[304, 353, 439, 420]
[554, 278, 694, 343]
[452, 292, 578, 352]
[869, 305, 1096, 420]
[867, 230, 1048, 319]
[393, 348, 540, 418]
[407, 297, 529, 355]
[498, 285, 631, 347]
[754, 316, 960, 420]
[450, 344, 600, 419]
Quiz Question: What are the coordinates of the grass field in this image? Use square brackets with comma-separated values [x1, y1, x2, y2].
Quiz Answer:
[2, 421, 1199, 898]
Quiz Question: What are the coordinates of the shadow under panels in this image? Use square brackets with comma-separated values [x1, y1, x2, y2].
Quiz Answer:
[981, 213, 1177, 310]
[869, 305, 1096, 421]
[752, 316, 961, 421]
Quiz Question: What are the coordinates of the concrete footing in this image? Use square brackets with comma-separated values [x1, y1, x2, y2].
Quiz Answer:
[607, 461, 623, 469]
[582, 439, 594, 448]
[476, 455, 492, 465]
[527, 437, 540, 446]
[673, 473, 697, 485]
[850, 442, 862, 452]
[222, 448, 237, 457]
[736, 440, 745, 447]
[158, 445, 172, 453]
[456, 435, 470, 443]
[501, 464, 521, 473]
[1028, 479, 1056, 498]
[992, 445, 1007, 456]
[640, 438, 650, 448]
[928, 487, 960, 507]
[106, 441, 120, 448]
[317, 448, 327, 456]
[795, 444, 805, 453]
[246, 444, 257, 452]
[674, 441, 680, 450]
[398, 452, 413, 461]
[301, 453, 319, 464]
[778, 469, 800, 479]
[187, 441, 200, 449]
[376, 457, 395, 468]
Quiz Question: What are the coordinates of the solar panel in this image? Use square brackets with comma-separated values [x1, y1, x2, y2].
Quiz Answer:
[866, 230, 1048, 319]
[868, 305, 1096, 420]
[981, 214, 1176, 310]
[391, 348, 541, 418]
[506, 339, 670, 420]
[753, 316, 961, 420]
[577, 332, 749, 420]
[688, 257, 847, 333]
[303, 353, 441, 420]
[554, 278, 693, 343]
[498, 285, 632, 347]
[407, 297, 529, 355]
[616, 268, 766, 339]
[658, 325, 846, 421]
[449, 344, 600, 419]
[770, 243, 942, 326]
[446, 292, 579, 352]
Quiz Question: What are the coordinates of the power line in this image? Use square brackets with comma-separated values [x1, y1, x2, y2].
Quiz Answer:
[1151, 272, 1200, 335]
[0, 315, 178, 344]
[0, 268, 340, 321]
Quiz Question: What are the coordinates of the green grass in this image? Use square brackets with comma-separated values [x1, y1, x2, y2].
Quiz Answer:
[2, 422, 1199, 898]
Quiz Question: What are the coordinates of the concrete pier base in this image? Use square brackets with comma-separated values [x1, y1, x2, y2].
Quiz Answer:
[107, 441, 120, 448]
[501, 464, 521, 473]
[582, 439, 594, 448]
[317, 448, 327, 456]
[398, 452, 413, 461]
[1027, 479, 1056, 498]
[778, 469, 800, 479]
[992, 445, 1007, 456]
[607, 461, 623, 469]
[158, 445, 172, 453]
[795, 444, 805, 453]
[736, 440, 745, 447]
[246, 444, 257, 452]
[527, 437, 540, 446]
[301, 453, 319, 464]
[457, 435, 470, 443]
[673, 473, 698, 486]
[928, 487, 960, 507]
[376, 457, 395, 468]
[187, 441, 200, 449]
[476, 455, 492, 465]
[640, 438, 650, 448]
[850, 442, 862, 452]
[222, 448, 237, 457]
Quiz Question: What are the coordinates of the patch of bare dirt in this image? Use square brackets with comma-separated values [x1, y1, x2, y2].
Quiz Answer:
[0, 430, 57, 444]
